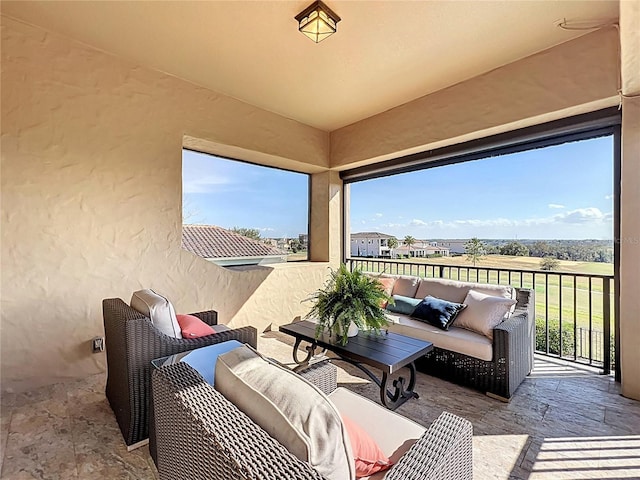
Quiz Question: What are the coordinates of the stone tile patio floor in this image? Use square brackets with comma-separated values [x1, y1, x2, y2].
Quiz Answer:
[2, 331, 639, 479]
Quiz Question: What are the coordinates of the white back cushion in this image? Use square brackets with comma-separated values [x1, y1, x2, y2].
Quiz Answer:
[453, 289, 517, 340]
[130, 289, 182, 339]
[215, 345, 354, 480]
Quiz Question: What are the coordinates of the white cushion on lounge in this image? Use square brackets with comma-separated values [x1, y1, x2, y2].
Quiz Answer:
[130, 289, 182, 338]
[386, 313, 493, 361]
[215, 345, 354, 480]
[454, 290, 517, 340]
[328, 387, 426, 480]
[415, 278, 515, 304]
[392, 275, 420, 298]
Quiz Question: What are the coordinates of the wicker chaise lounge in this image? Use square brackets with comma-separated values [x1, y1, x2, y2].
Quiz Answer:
[102, 298, 258, 448]
[152, 360, 474, 480]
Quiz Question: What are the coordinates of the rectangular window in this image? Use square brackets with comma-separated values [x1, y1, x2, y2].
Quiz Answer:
[182, 149, 309, 266]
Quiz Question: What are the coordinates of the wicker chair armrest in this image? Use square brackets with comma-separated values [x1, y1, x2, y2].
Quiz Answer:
[189, 309, 218, 326]
[384, 412, 473, 480]
[152, 363, 324, 480]
[294, 360, 338, 395]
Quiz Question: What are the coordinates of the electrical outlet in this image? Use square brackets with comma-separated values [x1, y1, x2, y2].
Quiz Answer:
[92, 336, 105, 353]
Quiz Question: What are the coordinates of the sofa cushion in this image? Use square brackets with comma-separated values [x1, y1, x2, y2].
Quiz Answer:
[341, 414, 392, 477]
[130, 289, 182, 338]
[386, 313, 493, 361]
[415, 278, 515, 306]
[329, 387, 426, 480]
[176, 314, 216, 338]
[376, 277, 396, 308]
[453, 290, 517, 340]
[391, 276, 420, 298]
[385, 295, 421, 315]
[411, 296, 467, 330]
[215, 345, 354, 480]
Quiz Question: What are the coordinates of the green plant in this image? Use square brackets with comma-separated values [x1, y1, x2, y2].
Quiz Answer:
[305, 264, 391, 345]
[465, 237, 486, 266]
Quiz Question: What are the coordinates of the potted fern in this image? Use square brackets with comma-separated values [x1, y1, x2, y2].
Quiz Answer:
[305, 264, 391, 346]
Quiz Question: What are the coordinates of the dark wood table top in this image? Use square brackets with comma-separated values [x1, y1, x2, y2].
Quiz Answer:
[279, 320, 433, 374]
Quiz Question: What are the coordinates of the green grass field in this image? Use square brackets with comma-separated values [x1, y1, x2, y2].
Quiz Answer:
[351, 255, 615, 362]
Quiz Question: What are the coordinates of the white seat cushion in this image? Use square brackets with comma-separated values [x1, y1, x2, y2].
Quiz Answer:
[329, 387, 426, 480]
[130, 289, 182, 338]
[415, 278, 515, 306]
[215, 345, 354, 480]
[386, 313, 493, 361]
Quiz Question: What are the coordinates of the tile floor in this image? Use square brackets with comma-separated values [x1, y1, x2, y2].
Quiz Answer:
[2, 331, 639, 479]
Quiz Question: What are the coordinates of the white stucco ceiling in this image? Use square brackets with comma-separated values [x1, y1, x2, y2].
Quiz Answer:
[1, 0, 619, 131]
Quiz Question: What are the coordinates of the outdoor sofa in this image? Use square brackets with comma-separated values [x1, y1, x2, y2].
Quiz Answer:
[151, 347, 473, 480]
[375, 274, 534, 401]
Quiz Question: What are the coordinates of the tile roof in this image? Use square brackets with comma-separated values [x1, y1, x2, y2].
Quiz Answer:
[350, 232, 395, 239]
[182, 225, 286, 259]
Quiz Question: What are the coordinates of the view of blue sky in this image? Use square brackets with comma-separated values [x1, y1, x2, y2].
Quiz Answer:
[183, 135, 614, 241]
[351, 136, 614, 240]
[182, 150, 309, 238]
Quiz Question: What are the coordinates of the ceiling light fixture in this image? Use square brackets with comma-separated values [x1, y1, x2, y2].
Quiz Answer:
[295, 0, 341, 43]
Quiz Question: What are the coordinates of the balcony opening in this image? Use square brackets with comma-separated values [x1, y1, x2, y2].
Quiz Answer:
[182, 149, 310, 267]
[342, 109, 621, 376]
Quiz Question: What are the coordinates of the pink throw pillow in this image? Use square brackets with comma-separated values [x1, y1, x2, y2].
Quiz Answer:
[176, 314, 216, 338]
[341, 414, 392, 477]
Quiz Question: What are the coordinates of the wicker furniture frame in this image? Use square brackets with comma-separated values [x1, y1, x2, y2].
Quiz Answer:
[102, 298, 258, 448]
[415, 288, 534, 401]
[152, 361, 473, 480]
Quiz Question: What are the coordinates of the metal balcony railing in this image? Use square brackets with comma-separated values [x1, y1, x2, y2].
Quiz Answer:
[346, 258, 616, 374]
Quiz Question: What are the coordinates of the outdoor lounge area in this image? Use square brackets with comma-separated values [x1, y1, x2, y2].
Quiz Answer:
[2, 332, 640, 479]
[2, 1, 640, 479]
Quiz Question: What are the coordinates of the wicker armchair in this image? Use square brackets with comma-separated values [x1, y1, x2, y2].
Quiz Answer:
[152, 361, 473, 480]
[102, 298, 258, 448]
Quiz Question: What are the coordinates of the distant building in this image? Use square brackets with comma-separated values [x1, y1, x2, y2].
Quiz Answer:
[436, 240, 467, 255]
[394, 240, 450, 258]
[350, 232, 396, 257]
[182, 225, 287, 266]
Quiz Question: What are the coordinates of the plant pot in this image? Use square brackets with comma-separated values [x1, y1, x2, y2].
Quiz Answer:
[336, 321, 359, 338]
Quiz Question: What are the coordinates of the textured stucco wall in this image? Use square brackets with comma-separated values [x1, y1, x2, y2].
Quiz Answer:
[331, 28, 619, 169]
[619, 0, 640, 401]
[0, 17, 334, 392]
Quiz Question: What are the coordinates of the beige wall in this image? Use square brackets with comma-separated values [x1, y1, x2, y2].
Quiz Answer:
[619, 0, 640, 400]
[331, 28, 619, 169]
[0, 16, 335, 392]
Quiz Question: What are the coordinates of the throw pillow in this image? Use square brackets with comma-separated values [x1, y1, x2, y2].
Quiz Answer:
[391, 276, 420, 298]
[376, 277, 396, 308]
[215, 345, 355, 480]
[176, 314, 216, 338]
[411, 296, 467, 330]
[341, 414, 392, 477]
[130, 289, 182, 338]
[385, 295, 422, 315]
[453, 290, 517, 340]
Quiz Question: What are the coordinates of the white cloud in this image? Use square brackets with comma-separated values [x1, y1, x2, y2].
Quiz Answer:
[374, 213, 383, 218]
[409, 219, 428, 226]
[258, 227, 275, 232]
[553, 207, 609, 224]
[183, 174, 231, 194]
[548, 203, 565, 209]
[605, 194, 614, 200]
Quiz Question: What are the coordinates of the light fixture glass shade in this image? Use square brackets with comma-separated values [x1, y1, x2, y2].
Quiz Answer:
[295, 1, 341, 43]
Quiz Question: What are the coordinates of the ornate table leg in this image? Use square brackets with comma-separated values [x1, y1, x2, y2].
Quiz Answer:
[292, 338, 327, 364]
[380, 362, 418, 410]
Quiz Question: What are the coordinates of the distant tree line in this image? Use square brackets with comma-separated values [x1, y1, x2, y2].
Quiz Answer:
[484, 239, 613, 263]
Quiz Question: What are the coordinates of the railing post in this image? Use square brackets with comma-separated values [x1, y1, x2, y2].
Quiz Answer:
[437, 266, 443, 278]
[603, 278, 611, 375]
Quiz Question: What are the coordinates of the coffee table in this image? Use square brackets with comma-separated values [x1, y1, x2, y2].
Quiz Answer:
[279, 320, 433, 410]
